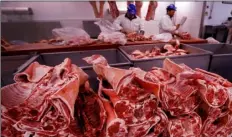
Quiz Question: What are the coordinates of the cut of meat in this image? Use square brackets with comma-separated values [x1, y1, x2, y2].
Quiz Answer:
[89, 1, 100, 18]
[101, 86, 137, 126]
[67, 36, 94, 46]
[145, 1, 158, 21]
[160, 82, 201, 116]
[83, 54, 109, 66]
[3, 55, 232, 137]
[128, 116, 160, 137]
[168, 112, 202, 137]
[163, 58, 186, 75]
[84, 54, 134, 93]
[145, 67, 176, 84]
[197, 79, 229, 108]
[130, 42, 188, 59]
[74, 81, 107, 136]
[108, 1, 119, 19]
[1, 83, 32, 108]
[98, 79, 128, 137]
[197, 102, 232, 137]
[84, 55, 169, 137]
[135, 1, 143, 17]
[126, 33, 152, 42]
[99, 1, 105, 18]
[14, 62, 52, 83]
[180, 32, 191, 40]
[89, 1, 105, 18]
[2, 58, 88, 136]
[192, 69, 231, 108]
[1, 118, 26, 137]
[145, 108, 169, 137]
[195, 68, 232, 87]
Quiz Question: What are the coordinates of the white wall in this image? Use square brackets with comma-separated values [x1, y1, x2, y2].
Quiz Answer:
[204, 2, 232, 25]
[175, 2, 203, 37]
[1, 1, 204, 37]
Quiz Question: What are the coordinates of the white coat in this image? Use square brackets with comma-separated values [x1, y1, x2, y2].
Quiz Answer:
[159, 14, 178, 34]
[113, 14, 145, 34]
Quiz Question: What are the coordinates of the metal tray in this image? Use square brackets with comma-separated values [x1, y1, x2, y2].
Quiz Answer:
[189, 43, 232, 81]
[119, 44, 212, 71]
[32, 49, 132, 90]
[1, 55, 37, 86]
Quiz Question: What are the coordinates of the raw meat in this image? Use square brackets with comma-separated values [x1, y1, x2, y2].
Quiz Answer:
[162, 59, 232, 136]
[126, 32, 152, 42]
[74, 81, 107, 136]
[135, 1, 143, 17]
[130, 40, 188, 59]
[99, 1, 105, 18]
[145, 1, 158, 21]
[84, 55, 168, 137]
[2, 54, 232, 137]
[67, 36, 94, 46]
[156, 68, 201, 116]
[89, 1, 99, 18]
[89, 1, 105, 18]
[168, 112, 202, 137]
[98, 79, 128, 137]
[38, 37, 64, 44]
[1, 58, 89, 136]
[197, 102, 232, 137]
[14, 62, 52, 83]
[108, 1, 119, 19]
[179, 32, 191, 40]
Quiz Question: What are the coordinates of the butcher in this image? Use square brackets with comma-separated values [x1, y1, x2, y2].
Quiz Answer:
[159, 4, 180, 37]
[113, 4, 145, 35]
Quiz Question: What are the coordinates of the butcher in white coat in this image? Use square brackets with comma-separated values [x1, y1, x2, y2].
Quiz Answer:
[113, 4, 145, 35]
[159, 4, 180, 37]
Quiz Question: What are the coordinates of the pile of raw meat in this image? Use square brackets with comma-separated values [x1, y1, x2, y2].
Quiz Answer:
[38, 37, 94, 46]
[130, 40, 188, 59]
[2, 55, 232, 137]
[179, 32, 191, 40]
[38, 37, 64, 44]
[1, 59, 105, 137]
[126, 33, 153, 42]
[66, 36, 95, 46]
[83, 55, 232, 137]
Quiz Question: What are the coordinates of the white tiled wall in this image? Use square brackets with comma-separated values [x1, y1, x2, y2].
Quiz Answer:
[1, 1, 204, 37]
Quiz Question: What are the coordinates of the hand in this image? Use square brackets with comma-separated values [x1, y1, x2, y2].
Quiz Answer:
[176, 24, 180, 30]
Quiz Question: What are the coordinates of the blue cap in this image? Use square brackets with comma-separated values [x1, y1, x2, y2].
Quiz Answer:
[127, 4, 136, 15]
[167, 4, 177, 11]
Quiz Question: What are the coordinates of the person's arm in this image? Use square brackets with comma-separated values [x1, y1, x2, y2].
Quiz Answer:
[113, 15, 123, 31]
[160, 17, 179, 33]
